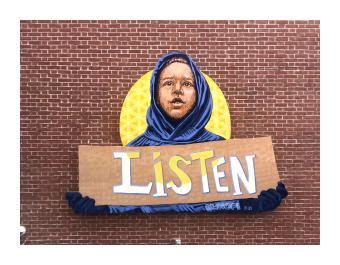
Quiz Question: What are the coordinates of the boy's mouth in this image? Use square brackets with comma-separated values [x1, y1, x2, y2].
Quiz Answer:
[170, 98, 185, 108]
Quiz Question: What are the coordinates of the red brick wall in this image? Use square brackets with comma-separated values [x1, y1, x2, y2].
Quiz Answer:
[20, 20, 320, 244]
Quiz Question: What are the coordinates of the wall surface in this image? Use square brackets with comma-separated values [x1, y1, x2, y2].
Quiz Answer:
[20, 20, 320, 244]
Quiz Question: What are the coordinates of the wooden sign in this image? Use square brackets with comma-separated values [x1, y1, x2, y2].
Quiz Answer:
[79, 136, 280, 206]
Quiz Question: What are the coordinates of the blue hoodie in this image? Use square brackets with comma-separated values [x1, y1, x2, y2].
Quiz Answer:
[127, 51, 224, 146]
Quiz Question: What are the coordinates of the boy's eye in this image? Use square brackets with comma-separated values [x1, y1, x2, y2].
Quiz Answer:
[164, 81, 173, 86]
[183, 82, 193, 87]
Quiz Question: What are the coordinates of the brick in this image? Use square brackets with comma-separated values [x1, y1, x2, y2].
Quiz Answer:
[20, 20, 320, 245]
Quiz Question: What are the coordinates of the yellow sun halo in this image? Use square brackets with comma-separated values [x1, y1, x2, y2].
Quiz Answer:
[119, 70, 231, 146]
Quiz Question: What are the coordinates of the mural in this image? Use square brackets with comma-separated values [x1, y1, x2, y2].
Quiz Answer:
[66, 51, 288, 214]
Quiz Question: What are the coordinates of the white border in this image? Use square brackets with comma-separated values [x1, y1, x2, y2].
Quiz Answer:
[1, 0, 336, 264]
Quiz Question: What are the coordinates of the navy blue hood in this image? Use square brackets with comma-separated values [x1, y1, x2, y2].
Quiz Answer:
[127, 51, 224, 146]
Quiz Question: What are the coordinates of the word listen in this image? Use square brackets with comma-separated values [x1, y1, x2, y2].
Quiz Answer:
[112, 151, 257, 197]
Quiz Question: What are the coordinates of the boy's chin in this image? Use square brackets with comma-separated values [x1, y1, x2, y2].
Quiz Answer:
[168, 110, 185, 120]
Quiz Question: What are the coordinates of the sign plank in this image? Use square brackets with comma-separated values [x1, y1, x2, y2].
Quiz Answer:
[79, 137, 280, 205]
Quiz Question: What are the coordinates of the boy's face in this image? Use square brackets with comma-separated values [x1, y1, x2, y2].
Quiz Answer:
[157, 62, 197, 120]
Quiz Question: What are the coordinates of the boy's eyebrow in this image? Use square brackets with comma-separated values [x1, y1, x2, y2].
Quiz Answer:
[159, 75, 174, 80]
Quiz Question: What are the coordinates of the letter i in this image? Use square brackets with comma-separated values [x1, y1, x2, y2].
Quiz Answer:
[153, 152, 167, 197]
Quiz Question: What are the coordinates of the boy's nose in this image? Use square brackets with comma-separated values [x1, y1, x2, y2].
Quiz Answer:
[172, 83, 184, 95]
